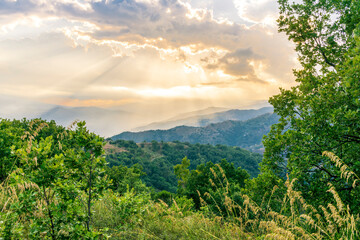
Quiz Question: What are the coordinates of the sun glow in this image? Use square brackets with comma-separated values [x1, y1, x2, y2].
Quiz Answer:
[0, 0, 297, 132]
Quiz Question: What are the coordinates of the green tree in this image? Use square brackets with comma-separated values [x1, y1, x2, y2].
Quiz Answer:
[0, 119, 67, 182]
[106, 164, 148, 194]
[107, 140, 261, 192]
[0, 119, 109, 239]
[0, 119, 26, 181]
[174, 157, 190, 195]
[183, 159, 249, 213]
[262, 0, 360, 210]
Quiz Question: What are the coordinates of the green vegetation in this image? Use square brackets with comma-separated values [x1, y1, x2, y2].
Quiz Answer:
[1, 118, 360, 239]
[105, 139, 262, 192]
[262, 0, 360, 212]
[1, 0, 360, 239]
[0, 119, 108, 239]
[180, 159, 249, 212]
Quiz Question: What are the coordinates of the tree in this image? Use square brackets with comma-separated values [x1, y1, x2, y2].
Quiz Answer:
[0, 119, 109, 238]
[106, 164, 148, 194]
[277, 0, 360, 70]
[183, 159, 249, 213]
[262, 0, 360, 210]
[174, 157, 190, 195]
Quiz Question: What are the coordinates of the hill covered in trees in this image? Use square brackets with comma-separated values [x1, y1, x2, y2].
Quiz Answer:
[105, 139, 262, 192]
[1, 0, 360, 239]
[112, 113, 279, 152]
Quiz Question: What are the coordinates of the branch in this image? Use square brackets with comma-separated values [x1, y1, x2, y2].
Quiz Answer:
[342, 135, 360, 143]
[314, 38, 336, 68]
[311, 163, 338, 179]
[86, 156, 94, 232]
[337, 186, 354, 192]
[42, 186, 56, 240]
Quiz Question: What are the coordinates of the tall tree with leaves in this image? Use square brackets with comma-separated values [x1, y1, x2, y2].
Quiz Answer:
[0, 119, 109, 239]
[262, 0, 360, 209]
[183, 159, 249, 212]
[174, 157, 190, 195]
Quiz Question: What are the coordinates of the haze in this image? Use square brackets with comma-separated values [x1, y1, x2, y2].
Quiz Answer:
[0, 0, 298, 136]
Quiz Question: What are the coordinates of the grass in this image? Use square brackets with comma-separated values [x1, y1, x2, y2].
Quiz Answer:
[93, 194, 252, 240]
[92, 151, 359, 240]
[2, 152, 359, 239]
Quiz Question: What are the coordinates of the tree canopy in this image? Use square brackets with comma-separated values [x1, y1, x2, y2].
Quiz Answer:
[106, 140, 262, 192]
[262, 0, 360, 209]
[0, 119, 109, 238]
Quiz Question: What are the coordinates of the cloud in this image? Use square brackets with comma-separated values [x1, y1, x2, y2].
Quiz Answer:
[0, 0, 241, 49]
[233, 0, 279, 25]
[0, 0, 297, 132]
[219, 48, 262, 75]
[0, 0, 38, 15]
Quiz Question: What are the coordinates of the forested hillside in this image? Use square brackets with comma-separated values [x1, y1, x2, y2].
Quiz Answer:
[1, 0, 360, 239]
[105, 140, 262, 192]
[112, 113, 279, 152]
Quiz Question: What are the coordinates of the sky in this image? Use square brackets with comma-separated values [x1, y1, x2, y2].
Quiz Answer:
[0, 0, 298, 135]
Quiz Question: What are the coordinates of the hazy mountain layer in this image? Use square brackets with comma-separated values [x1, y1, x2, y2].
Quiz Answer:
[134, 107, 273, 131]
[112, 113, 279, 152]
[40, 106, 141, 137]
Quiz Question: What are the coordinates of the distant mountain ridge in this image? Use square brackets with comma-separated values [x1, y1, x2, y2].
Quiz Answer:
[112, 113, 279, 153]
[134, 107, 273, 131]
[40, 106, 140, 137]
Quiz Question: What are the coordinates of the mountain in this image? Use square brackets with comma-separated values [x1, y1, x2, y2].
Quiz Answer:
[165, 107, 229, 120]
[0, 94, 55, 119]
[134, 107, 273, 131]
[106, 140, 263, 192]
[112, 113, 279, 152]
[40, 106, 142, 137]
[38, 106, 233, 137]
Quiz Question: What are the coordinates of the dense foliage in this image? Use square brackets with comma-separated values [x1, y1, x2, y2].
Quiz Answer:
[1, 118, 360, 239]
[262, 0, 360, 211]
[177, 158, 249, 211]
[105, 139, 262, 192]
[0, 119, 108, 239]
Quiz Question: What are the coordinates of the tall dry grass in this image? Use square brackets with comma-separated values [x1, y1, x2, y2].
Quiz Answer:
[194, 152, 360, 240]
[2, 147, 359, 239]
[0, 176, 45, 238]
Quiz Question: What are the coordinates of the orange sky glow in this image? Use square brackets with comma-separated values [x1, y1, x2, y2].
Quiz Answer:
[0, 0, 299, 135]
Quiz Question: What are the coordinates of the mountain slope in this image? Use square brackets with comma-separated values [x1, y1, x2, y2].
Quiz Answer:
[134, 107, 273, 131]
[112, 113, 279, 152]
[106, 140, 262, 192]
[40, 106, 140, 137]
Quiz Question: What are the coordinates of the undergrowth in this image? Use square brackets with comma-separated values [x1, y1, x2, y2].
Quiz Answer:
[90, 152, 359, 240]
[1, 146, 359, 239]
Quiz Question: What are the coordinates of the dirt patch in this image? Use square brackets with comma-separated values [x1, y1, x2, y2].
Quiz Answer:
[104, 143, 128, 153]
